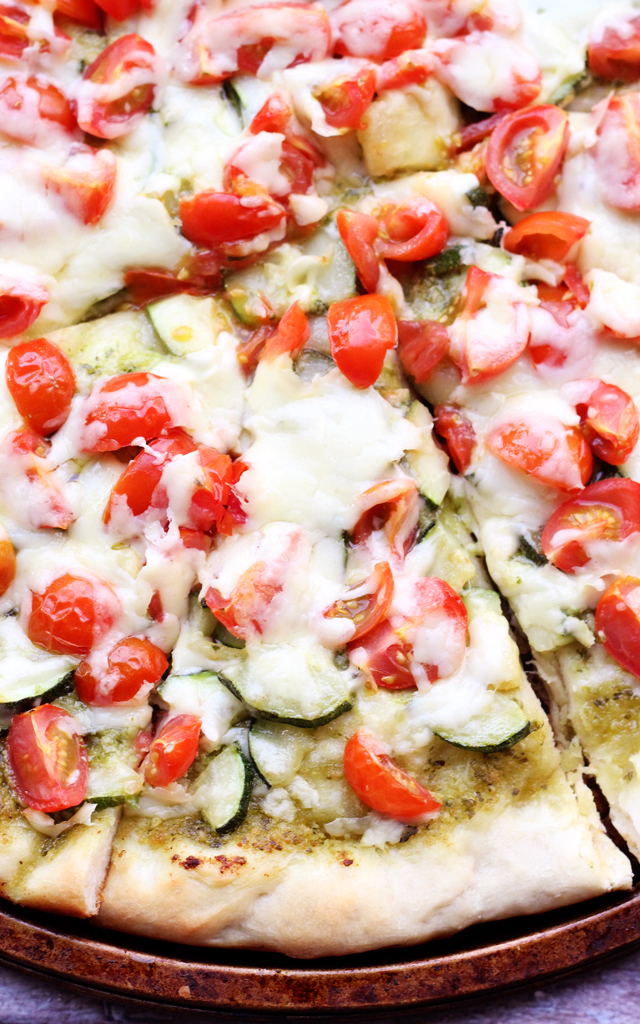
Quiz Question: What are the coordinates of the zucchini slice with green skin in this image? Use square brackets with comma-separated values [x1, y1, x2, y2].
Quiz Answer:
[249, 720, 312, 787]
[221, 671, 352, 728]
[0, 667, 76, 714]
[85, 728, 143, 810]
[433, 694, 532, 753]
[195, 743, 253, 833]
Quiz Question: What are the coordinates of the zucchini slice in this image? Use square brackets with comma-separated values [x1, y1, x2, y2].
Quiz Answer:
[85, 728, 144, 810]
[249, 720, 311, 787]
[0, 617, 77, 711]
[433, 694, 531, 753]
[195, 743, 253, 833]
[147, 294, 231, 355]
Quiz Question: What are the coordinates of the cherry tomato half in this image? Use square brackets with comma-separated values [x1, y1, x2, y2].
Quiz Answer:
[336, 208, 380, 293]
[331, 0, 426, 61]
[0, 522, 15, 597]
[595, 94, 640, 211]
[0, 278, 48, 339]
[143, 714, 201, 787]
[206, 558, 285, 641]
[82, 372, 184, 452]
[349, 618, 415, 689]
[596, 576, 640, 680]
[179, 191, 286, 250]
[75, 33, 158, 139]
[260, 302, 310, 362]
[6, 338, 75, 436]
[95, 0, 144, 20]
[380, 197, 448, 262]
[315, 68, 376, 131]
[575, 379, 639, 465]
[6, 704, 88, 812]
[504, 212, 590, 263]
[541, 478, 640, 573]
[75, 636, 168, 705]
[486, 105, 569, 211]
[327, 294, 397, 389]
[351, 478, 419, 557]
[487, 417, 593, 493]
[434, 404, 476, 473]
[343, 728, 441, 818]
[0, 5, 30, 61]
[55, 0, 103, 31]
[324, 561, 394, 643]
[104, 428, 195, 523]
[28, 572, 120, 656]
[397, 319, 449, 384]
[186, 445, 233, 533]
[0, 75, 76, 144]
[589, 15, 640, 82]
[44, 145, 116, 226]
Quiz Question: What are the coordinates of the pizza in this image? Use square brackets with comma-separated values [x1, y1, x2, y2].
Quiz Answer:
[0, 0, 639, 961]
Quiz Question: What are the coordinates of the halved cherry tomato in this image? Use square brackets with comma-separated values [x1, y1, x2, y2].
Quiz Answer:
[595, 94, 640, 211]
[541, 478, 640, 573]
[563, 263, 590, 308]
[0, 5, 30, 60]
[237, 325, 274, 378]
[179, 191, 286, 251]
[260, 302, 310, 362]
[6, 705, 87, 812]
[75, 33, 158, 139]
[349, 618, 415, 688]
[487, 417, 593, 492]
[179, 527, 212, 552]
[206, 554, 290, 641]
[315, 68, 376, 130]
[327, 294, 397, 389]
[589, 16, 640, 81]
[0, 277, 48, 339]
[123, 268, 194, 307]
[597, 576, 640, 678]
[376, 49, 432, 91]
[380, 197, 448, 262]
[143, 714, 201, 787]
[434, 405, 476, 473]
[95, 0, 142, 20]
[343, 728, 441, 818]
[331, 0, 426, 60]
[6, 338, 75, 436]
[75, 636, 168, 705]
[44, 145, 116, 226]
[0, 75, 76, 144]
[397, 319, 449, 383]
[104, 428, 195, 523]
[351, 478, 419, 557]
[28, 572, 120, 656]
[504, 212, 590, 263]
[336, 209, 380, 293]
[5, 427, 74, 529]
[573, 379, 639, 465]
[55, 0, 103, 30]
[185, 446, 233, 533]
[449, 266, 530, 383]
[324, 561, 394, 642]
[82, 372, 185, 452]
[453, 111, 509, 154]
[250, 91, 292, 134]
[0, 523, 15, 597]
[486, 105, 569, 211]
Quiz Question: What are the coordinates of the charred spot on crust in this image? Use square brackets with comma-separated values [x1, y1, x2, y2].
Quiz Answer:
[214, 854, 247, 872]
[180, 855, 201, 870]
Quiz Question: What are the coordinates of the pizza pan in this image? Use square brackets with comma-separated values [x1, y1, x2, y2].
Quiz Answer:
[1, 882, 640, 1018]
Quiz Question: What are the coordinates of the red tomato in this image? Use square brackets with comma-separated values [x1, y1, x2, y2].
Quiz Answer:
[75, 636, 168, 705]
[589, 16, 640, 81]
[260, 302, 310, 362]
[324, 561, 394, 642]
[205, 558, 288, 641]
[336, 209, 380, 293]
[55, 0, 103, 30]
[504, 212, 590, 263]
[563, 263, 590, 308]
[453, 111, 509, 153]
[352, 478, 419, 557]
[487, 418, 593, 493]
[0, 75, 76, 144]
[44, 145, 116, 226]
[124, 268, 194, 307]
[397, 319, 449, 384]
[237, 325, 274, 378]
[250, 91, 292, 134]
[595, 94, 640, 211]
[75, 33, 158, 139]
[0, 277, 48, 339]
[6, 705, 88, 813]
[380, 197, 448, 262]
[376, 50, 432, 91]
[331, 0, 426, 60]
[186, 445, 233, 533]
[596, 576, 640, 679]
[541, 478, 640, 573]
[349, 619, 415, 688]
[104, 429, 195, 523]
[95, 0, 141, 19]
[573, 379, 639, 465]
[343, 729, 441, 818]
[179, 191, 286, 251]
[486, 105, 569, 212]
[6, 338, 75, 436]
[327, 294, 397, 389]
[434, 405, 476, 473]
[449, 266, 530, 383]
[315, 68, 376, 130]
[82, 372, 185, 452]
[0, 5, 30, 61]
[143, 714, 201, 787]
[179, 527, 212, 552]
[0, 523, 15, 597]
[28, 573, 120, 656]
[5, 427, 74, 529]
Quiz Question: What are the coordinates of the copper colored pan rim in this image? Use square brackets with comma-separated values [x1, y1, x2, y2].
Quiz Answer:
[1, 887, 640, 1014]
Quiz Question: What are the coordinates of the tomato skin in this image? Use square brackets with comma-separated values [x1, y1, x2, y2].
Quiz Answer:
[6, 427, 74, 530]
[380, 198, 448, 262]
[0, 5, 30, 61]
[351, 478, 419, 557]
[315, 68, 376, 130]
[0, 278, 48, 340]
[595, 94, 640, 211]
[327, 295, 397, 390]
[343, 729, 440, 819]
[376, 50, 432, 91]
[434, 405, 476, 473]
[82, 372, 183, 452]
[124, 269, 194, 307]
[504, 212, 590, 263]
[589, 17, 640, 82]
[143, 714, 201, 788]
[486, 105, 569, 212]
[453, 111, 509, 154]
[324, 561, 394, 643]
[55, 0, 103, 30]
[397, 319, 449, 384]
[76, 33, 158, 139]
[336, 209, 380, 293]
[6, 705, 88, 813]
[27, 573, 120, 657]
[6, 338, 75, 436]
[349, 619, 415, 689]
[104, 429, 195, 522]
[44, 145, 116, 226]
[596, 576, 640, 680]
[260, 302, 310, 362]
[95, 0, 141, 20]
[186, 446, 233, 533]
[179, 192, 286, 250]
[331, 0, 426, 61]
[0, 76, 76, 144]
[574, 380, 639, 466]
[487, 419, 593, 493]
[75, 636, 168, 705]
[0, 523, 15, 597]
[541, 478, 640, 574]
